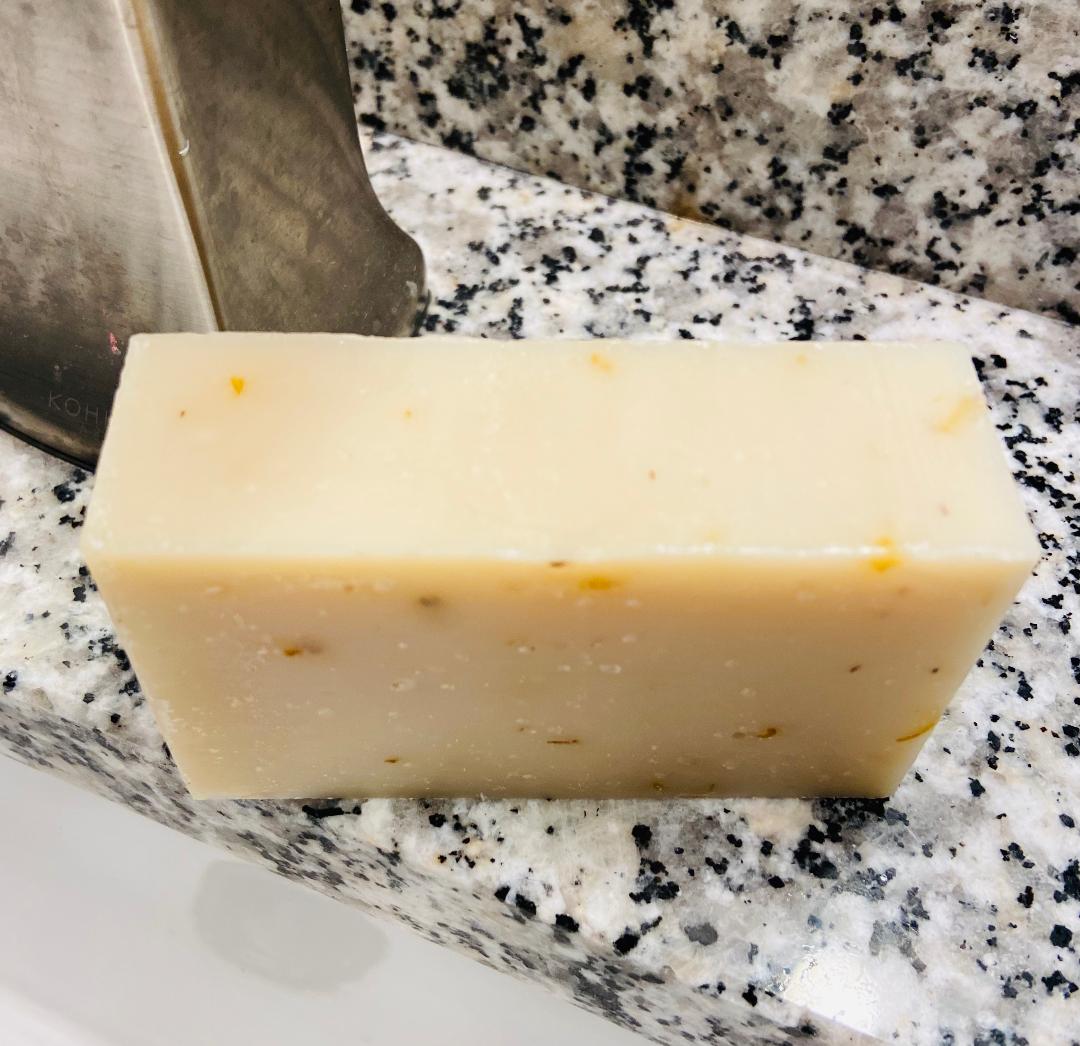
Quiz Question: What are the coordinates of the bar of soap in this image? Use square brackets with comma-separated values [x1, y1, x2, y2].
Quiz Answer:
[83, 334, 1037, 799]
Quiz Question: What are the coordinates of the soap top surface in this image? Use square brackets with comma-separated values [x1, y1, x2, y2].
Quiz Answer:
[84, 334, 1037, 562]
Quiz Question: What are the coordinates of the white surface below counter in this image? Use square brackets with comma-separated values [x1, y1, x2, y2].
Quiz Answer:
[0, 754, 637, 1046]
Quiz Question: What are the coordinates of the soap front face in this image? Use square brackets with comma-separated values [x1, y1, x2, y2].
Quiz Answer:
[82, 335, 1037, 800]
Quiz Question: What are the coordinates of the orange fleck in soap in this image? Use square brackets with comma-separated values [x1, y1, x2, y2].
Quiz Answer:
[934, 394, 982, 433]
[579, 575, 619, 591]
[896, 720, 938, 743]
[869, 537, 903, 573]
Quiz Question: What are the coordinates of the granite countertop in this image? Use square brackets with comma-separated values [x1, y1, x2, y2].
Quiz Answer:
[344, 0, 1080, 324]
[2, 130, 1078, 1045]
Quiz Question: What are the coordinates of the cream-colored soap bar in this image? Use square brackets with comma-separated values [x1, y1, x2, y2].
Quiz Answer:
[83, 335, 1037, 800]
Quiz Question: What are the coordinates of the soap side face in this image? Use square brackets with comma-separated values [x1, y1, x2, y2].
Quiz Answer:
[86, 552, 1031, 800]
[82, 334, 1038, 799]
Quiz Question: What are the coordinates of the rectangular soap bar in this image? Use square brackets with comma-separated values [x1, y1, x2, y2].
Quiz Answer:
[83, 335, 1037, 799]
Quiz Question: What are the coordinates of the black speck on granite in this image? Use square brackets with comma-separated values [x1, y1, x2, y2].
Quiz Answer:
[1, 131, 1078, 1045]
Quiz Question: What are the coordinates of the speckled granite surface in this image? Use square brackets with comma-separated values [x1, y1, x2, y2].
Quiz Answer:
[344, 0, 1080, 323]
[2, 132, 1079, 1045]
